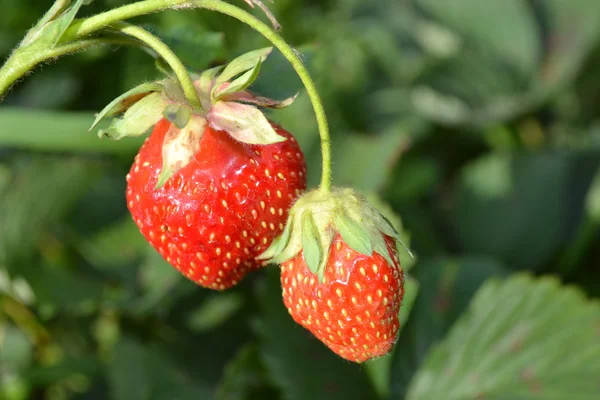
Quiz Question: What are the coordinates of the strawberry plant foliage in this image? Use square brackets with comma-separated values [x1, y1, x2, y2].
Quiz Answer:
[2, 0, 600, 399]
[407, 274, 600, 400]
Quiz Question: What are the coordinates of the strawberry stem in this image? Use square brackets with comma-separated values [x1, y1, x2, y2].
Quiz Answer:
[64, 0, 333, 192]
[0, 36, 139, 99]
[110, 22, 202, 111]
[193, 0, 333, 192]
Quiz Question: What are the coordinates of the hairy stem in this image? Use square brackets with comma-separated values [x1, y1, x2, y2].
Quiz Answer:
[0, 37, 141, 98]
[111, 22, 201, 109]
[62, 0, 191, 39]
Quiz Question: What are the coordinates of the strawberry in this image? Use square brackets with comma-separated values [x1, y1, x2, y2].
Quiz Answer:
[126, 118, 305, 289]
[259, 188, 408, 362]
[281, 234, 403, 362]
[91, 48, 307, 289]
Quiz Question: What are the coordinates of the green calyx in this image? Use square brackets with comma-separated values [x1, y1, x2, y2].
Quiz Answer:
[155, 115, 206, 189]
[90, 47, 296, 143]
[258, 188, 412, 282]
[90, 47, 299, 187]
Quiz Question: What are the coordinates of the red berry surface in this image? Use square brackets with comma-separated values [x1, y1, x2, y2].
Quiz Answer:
[127, 118, 306, 290]
[281, 234, 404, 363]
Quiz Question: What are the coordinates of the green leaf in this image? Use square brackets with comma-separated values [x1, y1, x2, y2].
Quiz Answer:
[109, 336, 214, 400]
[186, 292, 243, 332]
[301, 212, 321, 276]
[107, 337, 151, 400]
[332, 121, 417, 192]
[24, 357, 102, 388]
[0, 325, 33, 373]
[0, 157, 100, 270]
[406, 274, 600, 400]
[454, 152, 600, 270]
[334, 213, 372, 256]
[75, 217, 148, 270]
[207, 101, 286, 144]
[390, 257, 508, 399]
[461, 152, 513, 199]
[154, 24, 224, 72]
[21, 261, 105, 312]
[417, 0, 539, 77]
[216, 47, 273, 84]
[216, 344, 278, 400]
[131, 248, 191, 315]
[253, 269, 378, 400]
[540, 0, 600, 86]
[89, 82, 163, 131]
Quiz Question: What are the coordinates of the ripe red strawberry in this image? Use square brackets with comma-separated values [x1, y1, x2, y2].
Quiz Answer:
[91, 48, 308, 290]
[126, 118, 306, 290]
[259, 188, 408, 362]
[281, 235, 403, 363]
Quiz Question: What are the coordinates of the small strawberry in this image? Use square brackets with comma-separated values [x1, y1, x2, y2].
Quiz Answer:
[259, 188, 409, 362]
[91, 48, 306, 289]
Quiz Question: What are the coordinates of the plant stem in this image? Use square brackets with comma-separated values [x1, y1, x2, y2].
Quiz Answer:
[111, 22, 201, 109]
[195, 0, 332, 191]
[62, 0, 191, 39]
[63, 0, 333, 192]
[0, 37, 143, 98]
[0, 54, 37, 98]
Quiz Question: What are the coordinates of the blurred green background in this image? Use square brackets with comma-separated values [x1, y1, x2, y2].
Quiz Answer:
[1, 0, 600, 399]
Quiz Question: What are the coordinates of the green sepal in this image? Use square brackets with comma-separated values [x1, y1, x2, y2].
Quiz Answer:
[207, 101, 287, 145]
[20, 0, 88, 50]
[98, 92, 168, 140]
[269, 230, 303, 265]
[334, 213, 372, 256]
[90, 82, 164, 132]
[195, 65, 225, 105]
[212, 60, 262, 101]
[258, 213, 294, 261]
[301, 212, 321, 276]
[260, 188, 414, 281]
[368, 226, 395, 268]
[222, 91, 299, 109]
[216, 47, 273, 84]
[163, 104, 191, 129]
[364, 198, 415, 260]
[365, 192, 416, 270]
[155, 116, 207, 188]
